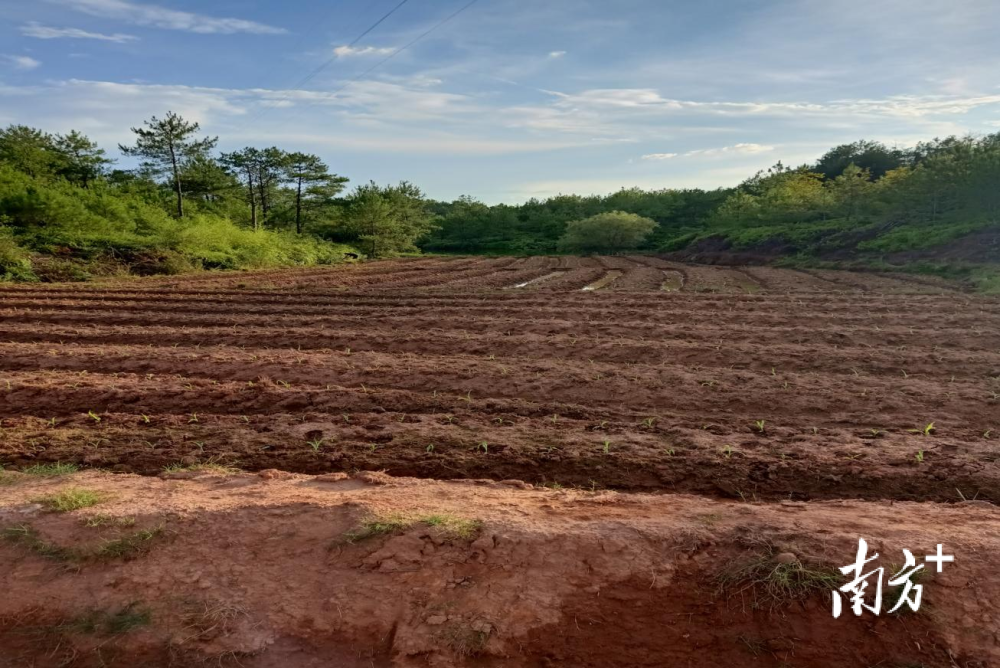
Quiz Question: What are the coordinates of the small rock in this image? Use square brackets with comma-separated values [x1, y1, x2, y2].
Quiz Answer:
[774, 552, 798, 565]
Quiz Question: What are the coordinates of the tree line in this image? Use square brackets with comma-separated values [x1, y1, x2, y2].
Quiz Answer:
[1, 109, 998, 282]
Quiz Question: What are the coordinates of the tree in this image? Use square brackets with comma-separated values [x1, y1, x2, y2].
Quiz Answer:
[119, 112, 217, 218]
[283, 152, 347, 234]
[343, 181, 437, 257]
[814, 140, 903, 180]
[0, 125, 63, 179]
[828, 164, 874, 221]
[556, 211, 657, 253]
[54, 130, 111, 188]
[254, 147, 287, 219]
[220, 148, 263, 231]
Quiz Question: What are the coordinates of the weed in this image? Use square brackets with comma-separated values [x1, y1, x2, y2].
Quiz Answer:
[33, 489, 105, 513]
[95, 526, 165, 561]
[341, 513, 481, 544]
[22, 463, 78, 477]
[441, 624, 490, 657]
[59, 603, 151, 636]
[84, 514, 136, 528]
[717, 543, 840, 610]
[1, 524, 73, 561]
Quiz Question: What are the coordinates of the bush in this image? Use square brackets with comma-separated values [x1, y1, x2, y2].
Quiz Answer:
[0, 225, 36, 281]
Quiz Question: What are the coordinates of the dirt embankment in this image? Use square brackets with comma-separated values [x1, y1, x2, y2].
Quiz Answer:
[1, 470, 997, 668]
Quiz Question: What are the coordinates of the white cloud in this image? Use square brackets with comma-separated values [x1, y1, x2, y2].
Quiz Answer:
[333, 45, 395, 58]
[20, 22, 138, 42]
[685, 142, 775, 156]
[548, 50, 566, 58]
[642, 143, 774, 161]
[50, 0, 286, 35]
[3, 55, 41, 70]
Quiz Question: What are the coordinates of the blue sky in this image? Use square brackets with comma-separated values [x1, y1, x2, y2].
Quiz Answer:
[1, 0, 999, 203]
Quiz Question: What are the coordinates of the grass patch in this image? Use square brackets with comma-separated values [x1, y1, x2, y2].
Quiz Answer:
[441, 624, 490, 657]
[33, 488, 106, 513]
[0, 466, 19, 486]
[3, 523, 166, 563]
[83, 514, 136, 529]
[1, 525, 74, 561]
[21, 463, 79, 477]
[58, 603, 151, 636]
[94, 526, 165, 561]
[342, 513, 482, 544]
[716, 542, 840, 610]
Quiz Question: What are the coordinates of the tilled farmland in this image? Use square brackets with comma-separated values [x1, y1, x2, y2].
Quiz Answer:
[1, 256, 998, 668]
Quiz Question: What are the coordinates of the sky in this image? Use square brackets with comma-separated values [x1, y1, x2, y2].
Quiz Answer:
[1, 0, 999, 203]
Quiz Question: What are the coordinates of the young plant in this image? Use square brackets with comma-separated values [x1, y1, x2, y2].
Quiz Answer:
[307, 438, 325, 452]
[754, 420, 766, 433]
[914, 450, 925, 464]
[602, 439, 611, 454]
[87, 410, 101, 423]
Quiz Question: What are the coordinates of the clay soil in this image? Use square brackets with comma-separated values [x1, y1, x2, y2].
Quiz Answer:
[1, 255, 998, 667]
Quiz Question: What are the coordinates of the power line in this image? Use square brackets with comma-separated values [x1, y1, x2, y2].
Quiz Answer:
[285, 0, 481, 121]
[236, 0, 413, 132]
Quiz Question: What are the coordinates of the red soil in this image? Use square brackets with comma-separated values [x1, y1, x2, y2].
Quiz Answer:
[0, 256, 996, 667]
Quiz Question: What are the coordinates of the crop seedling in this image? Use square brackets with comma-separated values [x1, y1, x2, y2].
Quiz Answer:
[140, 415, 150, 424]
[755, 420, 766, 433]
[602, 439, 611, 454]
[476, 441, 489, 454]
[87, 410, 101, 423]
[642, 417, 656, 428]
[307, 438, 325, 452]
[722, 444, 734, 459]
[23, 463, 78, 477]
[908, 422, 935, 436]
[426, 444, 435, 453]
[188, 413, 199, 424]
[914, 450, 925, 463]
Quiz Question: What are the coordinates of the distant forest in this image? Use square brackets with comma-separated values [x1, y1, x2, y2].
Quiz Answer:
[1, 111, 997, 290]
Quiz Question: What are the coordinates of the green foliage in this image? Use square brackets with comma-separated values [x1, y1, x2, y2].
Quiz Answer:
[32, 488, 106, 512]
[0, 123, 359, 282]
[557, 211, 657, 253]
[341, 181, 438, 258]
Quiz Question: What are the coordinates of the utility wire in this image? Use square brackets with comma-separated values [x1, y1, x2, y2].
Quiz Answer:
[236, 0, 413, 132]
[285, 0, 481, 121]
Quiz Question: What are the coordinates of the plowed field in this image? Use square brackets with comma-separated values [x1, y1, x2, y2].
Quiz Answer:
[1, 256, 998, 667]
